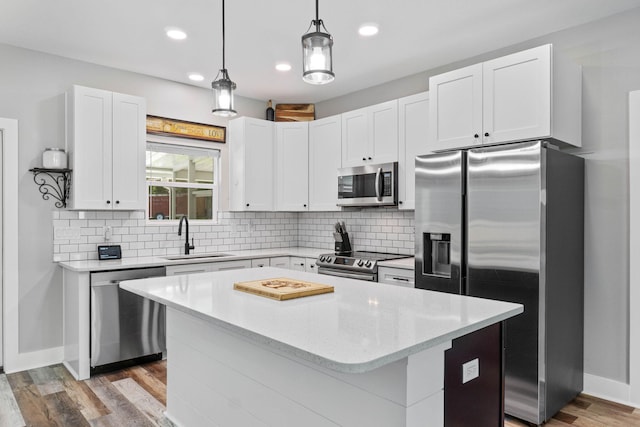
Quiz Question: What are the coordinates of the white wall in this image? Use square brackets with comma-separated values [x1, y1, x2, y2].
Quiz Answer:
[0, 43, 264, 354]
[316, 9, 640, 386]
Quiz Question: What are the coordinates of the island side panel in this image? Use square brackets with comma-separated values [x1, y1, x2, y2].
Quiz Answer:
[165, 307, 451, 427]
[62, 269, 91, 380]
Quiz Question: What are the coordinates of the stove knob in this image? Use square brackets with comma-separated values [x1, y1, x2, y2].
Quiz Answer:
[357, 259, 364, 267]
[365, 260, 372, 268]
[320, 256, 326, 262]
[326, 256, 333, 263]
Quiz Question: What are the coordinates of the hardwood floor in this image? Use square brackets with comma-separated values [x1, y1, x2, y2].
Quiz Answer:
[0, 360, 639, 426]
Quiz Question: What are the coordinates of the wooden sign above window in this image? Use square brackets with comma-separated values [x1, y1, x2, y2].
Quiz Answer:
[146, 115, 226, 143]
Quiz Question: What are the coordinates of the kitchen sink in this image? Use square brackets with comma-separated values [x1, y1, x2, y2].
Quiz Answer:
[163, 253, 232, 260]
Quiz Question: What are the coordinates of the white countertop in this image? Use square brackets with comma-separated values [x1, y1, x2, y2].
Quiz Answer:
[120, 267, 522, 374]
[378, 257, 415, 270]
[58, 247, 328, 272]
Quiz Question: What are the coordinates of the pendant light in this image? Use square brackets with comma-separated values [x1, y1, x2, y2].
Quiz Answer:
[212, 0, 237, 117]
[301, 0, 334, 85]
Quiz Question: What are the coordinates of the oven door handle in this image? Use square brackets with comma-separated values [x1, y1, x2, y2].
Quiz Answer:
[318, 267, 376, 281]
[375, 167, 383, 201]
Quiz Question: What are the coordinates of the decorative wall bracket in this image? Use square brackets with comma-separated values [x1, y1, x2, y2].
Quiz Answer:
[29, 168, 72, 208]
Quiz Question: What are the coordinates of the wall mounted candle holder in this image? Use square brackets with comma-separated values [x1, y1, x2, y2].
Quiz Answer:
[29, 168, 72, 208]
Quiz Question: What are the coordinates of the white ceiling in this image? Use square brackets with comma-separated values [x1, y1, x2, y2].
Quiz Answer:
[1, 0, 639, 104]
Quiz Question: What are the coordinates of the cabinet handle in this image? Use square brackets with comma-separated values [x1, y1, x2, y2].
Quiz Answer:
[257, 264, 265, 267]
[106, 200, 111, 204]
[399, 200, 403, 204]
[246, 203, 250, 207]
[368, 157, 372, 160]
[484, 132, 490, 137]
[362, 157, 366, 161]
[115, 200, 120, 204]
[474, 134, 479, 139]
[309, 265, 315, 269]
[392, 277, 410, 282]
[303, 204, 307, 207]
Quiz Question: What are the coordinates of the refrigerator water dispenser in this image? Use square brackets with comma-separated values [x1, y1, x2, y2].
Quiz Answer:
[424, 232, 451, 277]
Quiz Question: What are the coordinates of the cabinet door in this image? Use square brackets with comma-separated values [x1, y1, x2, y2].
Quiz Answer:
[341, 108, 369, 167]
[68, 86, 112, 210]
[369, 100, 398, 164]
[483, 44, 551, 145]
[290, 257, 306, 272]
[244, 119, 275, 211]
[112, 92, 146, 210]
[429, 64, 482, 151]
[398, 92, 429, 210]
[305, 258, 319, 274]
[309, 115, 341, 211]
[276, 122, 309, 211]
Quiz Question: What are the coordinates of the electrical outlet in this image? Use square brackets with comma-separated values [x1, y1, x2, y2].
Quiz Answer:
[462, 358, 479, 384]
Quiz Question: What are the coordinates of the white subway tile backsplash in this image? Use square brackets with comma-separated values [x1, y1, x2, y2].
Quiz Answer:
[52, 209, 415, 260]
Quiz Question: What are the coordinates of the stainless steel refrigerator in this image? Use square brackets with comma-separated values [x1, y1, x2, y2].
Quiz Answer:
[415, 141, 584, 425]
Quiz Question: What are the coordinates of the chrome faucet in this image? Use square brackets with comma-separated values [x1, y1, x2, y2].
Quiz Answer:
[178, 216, 195, 255]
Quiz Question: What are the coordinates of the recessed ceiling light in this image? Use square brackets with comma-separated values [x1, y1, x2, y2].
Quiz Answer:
[358, 23, 379, 37]
[188, 73, 204, 82]
[275, 63, 292, 72]
[166, 27, 187, 40]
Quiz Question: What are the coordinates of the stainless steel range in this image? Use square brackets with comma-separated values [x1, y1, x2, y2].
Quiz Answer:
[316, 251, 410, 282]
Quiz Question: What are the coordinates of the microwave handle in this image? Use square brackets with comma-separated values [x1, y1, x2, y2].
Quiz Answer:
[375, 167, 383, 201]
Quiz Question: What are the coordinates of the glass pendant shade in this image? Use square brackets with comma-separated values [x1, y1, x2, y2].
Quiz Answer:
[212, 69, 237, 117]
[302, 30, 334, 85]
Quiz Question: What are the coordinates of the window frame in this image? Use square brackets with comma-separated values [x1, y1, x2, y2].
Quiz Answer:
[145, 137, 221, 226]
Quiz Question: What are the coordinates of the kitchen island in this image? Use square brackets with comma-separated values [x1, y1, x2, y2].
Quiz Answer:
[121, 267, 522, 427]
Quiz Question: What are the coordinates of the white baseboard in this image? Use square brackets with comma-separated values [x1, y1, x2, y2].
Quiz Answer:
[583, 373, 639, 408]
[4, 346, 64, 374]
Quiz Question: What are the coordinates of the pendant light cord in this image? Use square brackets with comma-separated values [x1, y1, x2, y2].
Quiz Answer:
[222, 0, 226, 70]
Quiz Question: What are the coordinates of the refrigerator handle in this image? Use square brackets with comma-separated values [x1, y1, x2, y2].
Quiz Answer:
[375, 167, 382, 201]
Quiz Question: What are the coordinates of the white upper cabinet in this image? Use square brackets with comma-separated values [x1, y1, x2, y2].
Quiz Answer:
[67, 85, 146, 210]
[229, 117, 275, 211]
[308, 115, 341, 211]
[276, 122, 309, 211]
[342, 100, 398, 167]
[398, 91, 429, 210]
[429, 44, 581, 151]
[429, 64, 482, 151]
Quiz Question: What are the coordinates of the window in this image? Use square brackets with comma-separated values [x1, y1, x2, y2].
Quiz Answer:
[146, 143, 220, 222]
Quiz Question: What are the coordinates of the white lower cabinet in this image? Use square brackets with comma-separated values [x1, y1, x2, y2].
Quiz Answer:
[270, 257, 291, 269]
[166, 259, 251, 276]
[378, 267, 415, 287]
[210, 259, 251, 272]
[290, 257, 306, 272]
[251, 258, 270, 268]
[166, 264, 211, 276]
[305, 258, 318, 274]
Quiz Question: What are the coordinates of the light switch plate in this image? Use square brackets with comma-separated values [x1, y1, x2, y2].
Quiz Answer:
[462, 358, 479, 384]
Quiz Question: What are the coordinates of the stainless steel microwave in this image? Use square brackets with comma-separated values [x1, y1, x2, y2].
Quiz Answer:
[337, 162, 398, 207]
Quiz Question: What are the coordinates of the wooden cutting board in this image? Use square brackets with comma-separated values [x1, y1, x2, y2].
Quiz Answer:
[233, 277, 334, 301]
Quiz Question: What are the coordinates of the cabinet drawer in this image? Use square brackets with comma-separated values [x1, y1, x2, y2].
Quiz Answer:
[378, 267, 415, 287]
[166, 264, 211, 276]
[251, 258, 270, 268]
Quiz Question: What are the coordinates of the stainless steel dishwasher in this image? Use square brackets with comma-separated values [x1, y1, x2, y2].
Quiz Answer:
[90, 267, 166, 372]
